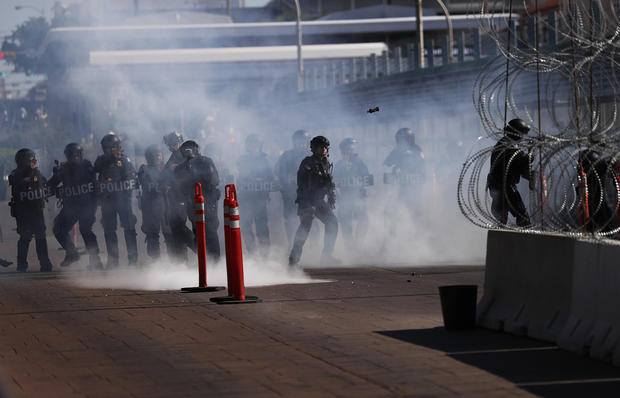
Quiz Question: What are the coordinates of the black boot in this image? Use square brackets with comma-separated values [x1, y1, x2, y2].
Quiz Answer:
[60, 249, 80, 267]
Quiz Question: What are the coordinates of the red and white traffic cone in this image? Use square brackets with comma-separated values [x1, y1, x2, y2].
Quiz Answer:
[182, 182, 225, 293]
[212, 184, 260, 304]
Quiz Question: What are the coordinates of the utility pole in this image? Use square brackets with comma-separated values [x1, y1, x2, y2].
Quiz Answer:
[294, 0, 304, 92]
[416, 0, 424, 68]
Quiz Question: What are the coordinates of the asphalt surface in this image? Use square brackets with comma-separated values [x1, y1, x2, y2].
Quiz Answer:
[1, 263, 620, 398]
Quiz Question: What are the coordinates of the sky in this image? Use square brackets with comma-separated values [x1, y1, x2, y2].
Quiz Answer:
[0, 0, 57, 37]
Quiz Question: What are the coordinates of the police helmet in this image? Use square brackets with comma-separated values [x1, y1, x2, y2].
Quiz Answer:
[245, 134, 263, 152]
[310, 135, 330, 150]
[180, 140, 200, 159]
[101, 133, 121, 152]
[144, 145, 163, 165]
[292, 129, 309, 145]
[163, 131, 183, 148]
[505, 119, 530, 140]
[64, 143, 83, 162]
[395, 128, 415, 147]
[15, 148, 36, 168]
[339, 138, 357, 155]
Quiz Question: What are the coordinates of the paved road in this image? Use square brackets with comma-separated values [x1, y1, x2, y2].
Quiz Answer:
[1, 265, 620, 398]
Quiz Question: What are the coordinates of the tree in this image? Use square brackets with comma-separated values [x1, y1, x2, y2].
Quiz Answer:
[1, 17, 51, 75]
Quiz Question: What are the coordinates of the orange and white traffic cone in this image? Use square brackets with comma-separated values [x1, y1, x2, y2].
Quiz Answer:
[182, 182, 225, 293]
[211, 184, 260, 304]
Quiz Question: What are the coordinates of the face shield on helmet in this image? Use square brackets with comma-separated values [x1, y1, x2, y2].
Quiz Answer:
[504, 119, 530, 140]
[145, 145, 164, 166]
[292, 129, 309, 150]
[64, 143, 83, 164]
[15, 148, 36, 169]
[395, 128, 415, 148]
[163, 131, 184, 152]
[180, 140, 200, 160]
[339, 138, 357, 156]
[310, 135, 330, 157]
[101, 133, 122, 156]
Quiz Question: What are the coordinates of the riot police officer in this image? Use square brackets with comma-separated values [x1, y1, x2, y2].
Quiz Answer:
[94, 133, 139, 267]
[276, 130, 310, 246]
[173, 140, 221, 260]
[138, 145, 170, 260]
[48, 143, 102, 269]
[8, 148, 54, 272]
[237, 134, 273, 256]
[289, 135, 339, 266]
[161, 131, 194, 261]
[334, 138, 371, 249]
[577, 132, 616, 232]
[487, 119, 532, 227]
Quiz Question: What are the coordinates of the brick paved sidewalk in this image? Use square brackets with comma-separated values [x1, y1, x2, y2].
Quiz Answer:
[1, 265, 620, 398]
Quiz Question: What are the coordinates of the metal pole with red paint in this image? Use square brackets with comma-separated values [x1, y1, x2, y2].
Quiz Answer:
[182, 182, 224, 293]
[212, 184, 260, 304]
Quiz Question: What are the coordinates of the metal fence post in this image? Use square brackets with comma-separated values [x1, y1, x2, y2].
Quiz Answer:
[457, 31, 465, 63]
[350, 58, 357, 82]
[395, 46, 403, 72]
[426, 39, 434, 68]
[441, 36, 449, 65]
[382, 50, 390, 76]
[361, 56, 368, 80]
[407, 43, 415, 70]
[472, 28, 481, 60]
[370, 53, 378, 78]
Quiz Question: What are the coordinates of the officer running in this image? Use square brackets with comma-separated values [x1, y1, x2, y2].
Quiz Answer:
[289, 135, 339, 266]
[94, 133, 139, 267]
[8, 148, 54, 272]
[48, 143, 102, 269]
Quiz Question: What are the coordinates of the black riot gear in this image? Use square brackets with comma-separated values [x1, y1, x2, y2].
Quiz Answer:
[138, 149, 169, 260]
[339, 138, 357, 155]
[238, 135, 273, 257]
[505, 119, 530, 140]
[289, 137, 339, 266]
[173, 151, 221, 260]
[15, 148, 36, 168]
[9, 149, 53, 272]
[310, 135, 330, 152]
[94, 142, 139, 267]
[101, 133, 121, 154]
[64, 143, 83, 162]
[395, 128, 415, 147]
[277, 130, 311, 245]
[180, 140, 200, 160]
[144, 145, 163, 166]
[487, 133, 532, 227]
[334, 140, 371, 249]
[163, 131, 183, 148]
[49, 152, 102, 269]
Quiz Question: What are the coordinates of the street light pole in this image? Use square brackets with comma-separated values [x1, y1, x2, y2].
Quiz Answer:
[416, 0, 424, 68]
[294, 0, 304, 92]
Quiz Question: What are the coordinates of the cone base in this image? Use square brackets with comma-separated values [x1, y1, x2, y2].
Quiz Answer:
[181, 286, 225, 293]
[210, 295, 261, 304]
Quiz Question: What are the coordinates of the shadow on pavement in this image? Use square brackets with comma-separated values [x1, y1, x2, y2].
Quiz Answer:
[376, 327, 620, 398]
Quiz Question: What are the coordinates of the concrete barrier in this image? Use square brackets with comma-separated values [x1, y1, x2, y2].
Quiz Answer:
[477, 230, 573, 341]
[557, 238, 620, 364]
[479, 229, 620, 364]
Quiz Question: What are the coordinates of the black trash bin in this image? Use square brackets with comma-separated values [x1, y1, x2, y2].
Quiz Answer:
[438, 285, 478, 330]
